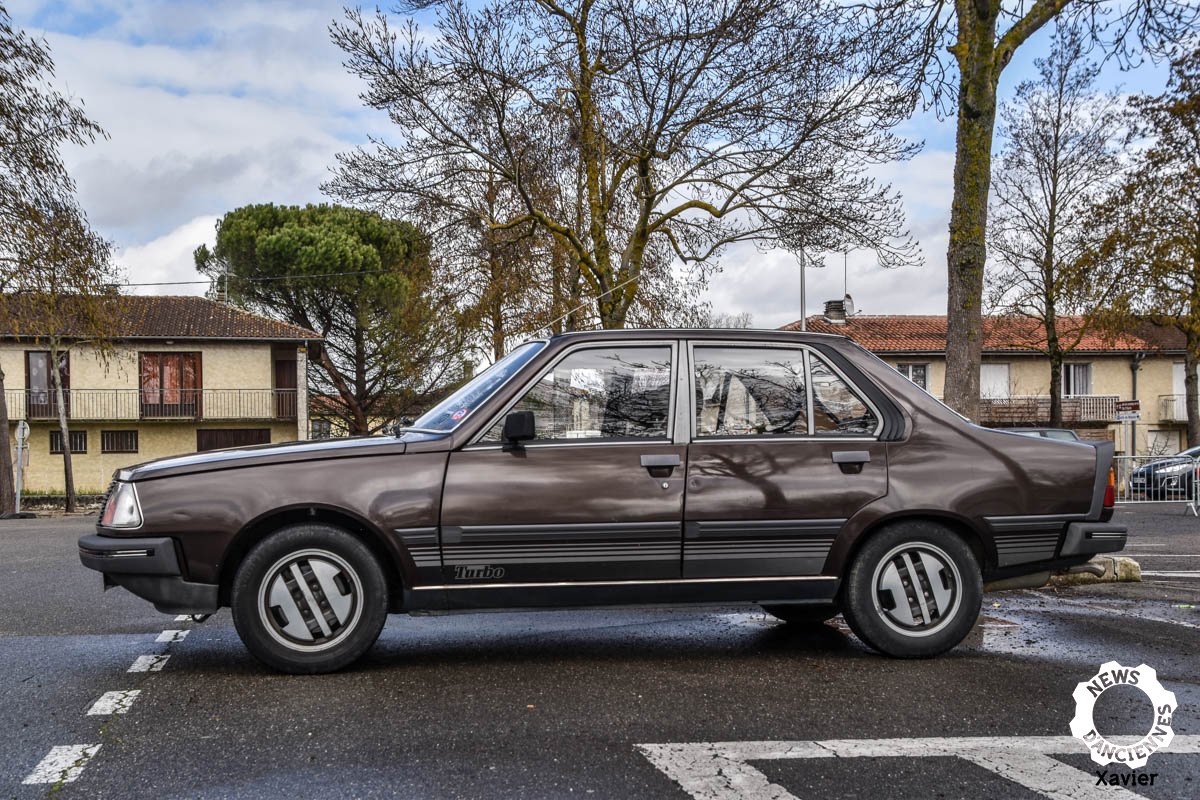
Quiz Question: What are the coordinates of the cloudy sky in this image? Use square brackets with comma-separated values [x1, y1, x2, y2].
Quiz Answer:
[7, 1, 1171, 330]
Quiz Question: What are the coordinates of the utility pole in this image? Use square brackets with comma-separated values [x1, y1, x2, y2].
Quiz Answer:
[798, 249, 807, 331]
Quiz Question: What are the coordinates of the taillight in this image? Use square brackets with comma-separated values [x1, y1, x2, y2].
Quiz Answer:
[1103, 467, 1115, 509]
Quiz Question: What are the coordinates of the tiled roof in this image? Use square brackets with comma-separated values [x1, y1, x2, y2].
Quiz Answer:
[781, 314, 1184, 353]
[0, 294, 321, 341]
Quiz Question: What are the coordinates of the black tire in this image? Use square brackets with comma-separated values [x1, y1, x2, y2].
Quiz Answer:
[840, 521, 982, 658]
[231, 523, 389, 674]
[760, 604, 840, 625]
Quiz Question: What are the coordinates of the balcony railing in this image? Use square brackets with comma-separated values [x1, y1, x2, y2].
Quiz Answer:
[5, 389, 298, 421]
[978, 394, 1119, 425]
[1159, 394, 1197, 423]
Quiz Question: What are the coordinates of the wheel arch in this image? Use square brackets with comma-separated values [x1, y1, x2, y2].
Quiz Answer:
[218, 504, 406, 609]
[839, 511, 992, 580]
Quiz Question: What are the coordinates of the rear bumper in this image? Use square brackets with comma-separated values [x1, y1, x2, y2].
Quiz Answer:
[1060, 522, 1128, 558]
[78, 534, 219, 614]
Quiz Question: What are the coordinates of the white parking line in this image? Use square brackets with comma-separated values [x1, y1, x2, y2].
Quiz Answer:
[1142, 570, 1200, 577]
[638, 736, 1200, 800]
[1021, 590, 1200, 630]
[86, 689, 141, 716]
[22, 744, 101, 785]
[128, 654, 170, 672]
[155, 629, 189, 643]
[174, 614, 191, 622]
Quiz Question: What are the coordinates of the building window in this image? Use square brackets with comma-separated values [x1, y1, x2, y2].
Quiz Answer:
[49, 430, 87, 454]
[197, 428, 271, 452]
[895, 363, 928, 390]
[25, 350, 70, 418]
[980, 363, 1011, 400]
[140, 352, 200, 417]
[101, 430, 139, 454]
[1063, 363, 1093, 396]
[311, 419, 333, 439]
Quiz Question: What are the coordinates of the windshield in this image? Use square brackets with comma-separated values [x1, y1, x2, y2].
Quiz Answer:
[409, 341, 545, 433]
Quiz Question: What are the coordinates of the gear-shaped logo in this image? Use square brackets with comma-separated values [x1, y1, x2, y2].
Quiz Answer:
[1070, 660, 1177, 769]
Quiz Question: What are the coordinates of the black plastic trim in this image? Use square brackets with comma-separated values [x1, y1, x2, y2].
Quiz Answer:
[105, 573, 219, 614]
[1060, 521, 1128, 558]
[79, 534, 181, 576]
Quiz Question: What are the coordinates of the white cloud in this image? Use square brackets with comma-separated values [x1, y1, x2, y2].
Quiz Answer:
[117, 215, 216, 296]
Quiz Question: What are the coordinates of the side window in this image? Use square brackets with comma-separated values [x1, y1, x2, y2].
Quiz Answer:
[482, 346, 672, 442]
[809, 354, 878, 435]
[693, 347, 807, 437]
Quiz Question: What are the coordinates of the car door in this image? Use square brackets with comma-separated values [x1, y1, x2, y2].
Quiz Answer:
[439, 342, 686, 583]
[683, 343, 888, 578]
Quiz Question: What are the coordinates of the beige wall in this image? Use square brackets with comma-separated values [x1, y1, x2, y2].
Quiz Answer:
[10, 421, 297, 494]
[0, 340, 276, 392]
[881, 352, 1185, 455]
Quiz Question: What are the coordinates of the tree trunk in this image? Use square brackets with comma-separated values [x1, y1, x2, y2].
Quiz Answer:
[50, 345, 76, 513]
[1186, 333, 1200, 449]
[1048, 349, 1064, 429]
[0, 365, 15, 515]
[944, 10, 1002, 422]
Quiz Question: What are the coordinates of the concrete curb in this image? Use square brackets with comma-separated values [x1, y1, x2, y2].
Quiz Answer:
[985, 557, 1142, 592]
[1049, 557, 1142, 586]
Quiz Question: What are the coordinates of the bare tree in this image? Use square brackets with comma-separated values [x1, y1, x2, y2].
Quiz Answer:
[0, 5, 107, 513]
[327, 0, 921, 333]
[6, 198, 119, 511]
[986, 23, 1128, 427]
[883, 0, 1198, 421]
[1091, 47, 1200, 445]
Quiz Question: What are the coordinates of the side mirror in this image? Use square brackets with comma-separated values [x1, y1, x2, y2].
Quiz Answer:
[502, 410, 535, 450]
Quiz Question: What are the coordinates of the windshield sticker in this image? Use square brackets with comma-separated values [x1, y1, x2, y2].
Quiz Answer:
[451, 407, 469, 421]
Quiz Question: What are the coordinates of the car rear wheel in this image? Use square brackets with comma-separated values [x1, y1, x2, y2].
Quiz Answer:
[760, 603, 840, 625]
[841, 521, 981, 658]
[231, 523, 389, 674]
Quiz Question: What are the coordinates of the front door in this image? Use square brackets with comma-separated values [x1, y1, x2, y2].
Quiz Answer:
[684, 344, 888, 578]
[439, 343, 685, 583]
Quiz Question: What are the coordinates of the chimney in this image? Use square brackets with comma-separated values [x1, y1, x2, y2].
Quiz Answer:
[823, 299, 846, 325]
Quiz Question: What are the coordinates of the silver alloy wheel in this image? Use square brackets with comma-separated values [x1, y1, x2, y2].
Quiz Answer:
[257, 548, 363, 652]
[870, 542, 962, 638]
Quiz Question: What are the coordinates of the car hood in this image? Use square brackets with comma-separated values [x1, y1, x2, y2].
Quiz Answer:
[118, 436, 410, 482]
[1137, 457, 1193, 473]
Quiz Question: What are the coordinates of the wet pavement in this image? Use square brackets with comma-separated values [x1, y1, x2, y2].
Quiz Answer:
[2, 508, 1198, 799]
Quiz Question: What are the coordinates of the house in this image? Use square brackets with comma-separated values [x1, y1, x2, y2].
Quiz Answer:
[784, 304, 1192, 456]
[2, 295, 321, 494]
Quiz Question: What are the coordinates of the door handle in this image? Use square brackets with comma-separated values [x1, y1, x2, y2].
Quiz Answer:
[832, 450, 870, 475]
[641, 453, 681, 477]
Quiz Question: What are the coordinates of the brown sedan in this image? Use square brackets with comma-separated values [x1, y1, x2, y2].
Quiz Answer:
[80, 329, 1125, 673]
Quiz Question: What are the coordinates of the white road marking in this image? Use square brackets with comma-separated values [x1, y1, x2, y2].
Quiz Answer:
[86, 689, 141, 716]
[1124, 553, 1200, 558]
[22, 744, 101, 784]
[638, 736, 1200, 800]
[128, 654, 169, 672]
[1021, 590, 1200, 630]
[156, 629, 189, 643]
[174, 614, 191, 622]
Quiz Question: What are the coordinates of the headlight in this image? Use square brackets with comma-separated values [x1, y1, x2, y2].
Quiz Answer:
[100, 481, 143, 528]
[1161, 463, 1191, 473]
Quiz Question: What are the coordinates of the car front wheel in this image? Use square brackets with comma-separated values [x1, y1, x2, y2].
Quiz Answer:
[841, 521, 981, 658]
[231, 523, 389, 674]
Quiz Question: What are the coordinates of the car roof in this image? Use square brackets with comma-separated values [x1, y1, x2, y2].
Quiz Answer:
[540, 328, 850, 345]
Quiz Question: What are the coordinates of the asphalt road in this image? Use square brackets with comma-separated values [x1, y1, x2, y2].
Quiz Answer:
[2, 508, 1198, 799]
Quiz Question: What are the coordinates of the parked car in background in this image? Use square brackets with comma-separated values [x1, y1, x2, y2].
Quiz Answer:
[79, 329, 1125, 673]
[1128, 445, 1200, 499]
[1007, 428, 1081, 442]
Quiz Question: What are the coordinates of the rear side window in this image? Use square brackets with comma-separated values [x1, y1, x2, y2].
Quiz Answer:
[809, 354, 878, 435]
[693, 347, 807, 437]
[692, 346, 879, 438]
[481, 346, 673, 442]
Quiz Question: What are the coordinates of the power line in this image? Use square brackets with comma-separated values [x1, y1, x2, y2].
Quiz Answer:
[112, 269, 393, 288]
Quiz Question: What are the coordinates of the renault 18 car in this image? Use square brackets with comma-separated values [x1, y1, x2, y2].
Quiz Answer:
[79, 329, 1126, 673]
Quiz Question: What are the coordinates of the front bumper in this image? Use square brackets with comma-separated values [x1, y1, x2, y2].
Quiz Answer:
[1060, 522, 1128, 558]
[78, 534, 219, 614]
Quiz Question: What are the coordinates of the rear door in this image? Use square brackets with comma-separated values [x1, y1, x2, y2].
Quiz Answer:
[683, 343, 887, 578]
[439, 342, 686, 583]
